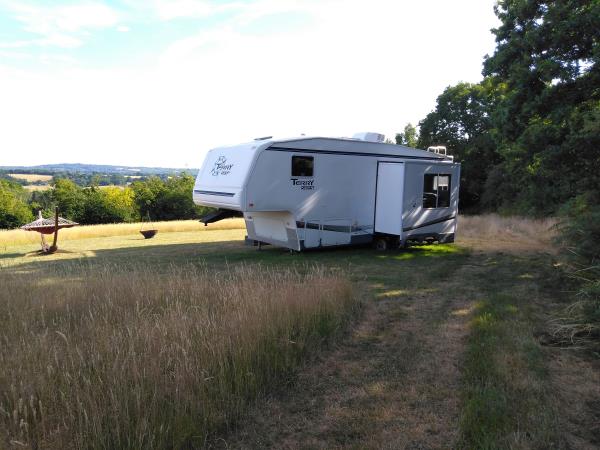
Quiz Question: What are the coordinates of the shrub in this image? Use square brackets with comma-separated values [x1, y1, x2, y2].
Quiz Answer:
[131, 174, 210, 221]
[0, 179, 33, 229]
[79, 186, 136, 224]
[554, 193, 600, 347]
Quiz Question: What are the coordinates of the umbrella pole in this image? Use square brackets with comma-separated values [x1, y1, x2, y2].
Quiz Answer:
[49, 206, 59, 253]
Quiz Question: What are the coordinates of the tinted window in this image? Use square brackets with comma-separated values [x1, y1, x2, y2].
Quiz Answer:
[423, 174, 437, 208]
[437, 175, 450, 207]
[423, 174, 451, 208]
[292, 156, 314, 177]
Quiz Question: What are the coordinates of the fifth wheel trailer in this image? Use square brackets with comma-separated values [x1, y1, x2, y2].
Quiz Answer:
[193, 133, 460, 251]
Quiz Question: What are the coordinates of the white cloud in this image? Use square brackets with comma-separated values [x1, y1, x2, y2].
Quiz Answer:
[1, 1, 120, 48]
[152, 0, 214, 20]
[0, 0, 500, 167]
[0, 40, 31, 49]
[39, 54, 78, 65]
[116, 25, 131, 32]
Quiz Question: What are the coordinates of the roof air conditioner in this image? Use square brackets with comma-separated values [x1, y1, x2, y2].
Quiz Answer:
[352, 132, 385, 143]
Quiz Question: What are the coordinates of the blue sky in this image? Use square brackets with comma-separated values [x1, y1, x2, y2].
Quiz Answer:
[0, 0, 499, 167]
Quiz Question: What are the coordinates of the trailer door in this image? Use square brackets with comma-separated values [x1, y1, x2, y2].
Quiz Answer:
[375, 162, 405, 236]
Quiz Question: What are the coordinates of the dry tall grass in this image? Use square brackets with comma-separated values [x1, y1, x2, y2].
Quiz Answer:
[0, 218, 246, 248]
[459, 214, 557, 250]
[0, 263, 357, 449]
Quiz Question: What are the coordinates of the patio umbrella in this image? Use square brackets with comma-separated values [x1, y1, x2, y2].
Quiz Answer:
[20, 207, 78, 253]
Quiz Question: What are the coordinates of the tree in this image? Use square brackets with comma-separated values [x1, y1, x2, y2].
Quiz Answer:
[481, 0, 600, 214]
[417, 80, 503, 212]
[395, 123, 419, 147]
[0, 179, 33, 229]
[131, 176, 168, 220]
[29, 189, 54, 218]
[78, 186, 136, 224]
[131, 174, 209, 221]
[52, 178, 85, 220]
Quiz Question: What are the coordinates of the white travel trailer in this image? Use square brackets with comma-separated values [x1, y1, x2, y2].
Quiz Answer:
[193, 133, 460, 251]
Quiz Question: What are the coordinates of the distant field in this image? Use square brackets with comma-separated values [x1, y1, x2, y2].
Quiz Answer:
[8, 173, 53, 182]
[22, 184, 52, 191]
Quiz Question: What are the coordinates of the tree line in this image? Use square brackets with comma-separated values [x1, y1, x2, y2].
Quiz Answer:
[397, 0, 599, 341]
[398, 0, 599, 219]
[0, 174, 211, 229]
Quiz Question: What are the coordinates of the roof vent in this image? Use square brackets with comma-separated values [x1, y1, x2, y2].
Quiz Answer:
[254, 136, 272, 141]
[352, 132, 385, 143]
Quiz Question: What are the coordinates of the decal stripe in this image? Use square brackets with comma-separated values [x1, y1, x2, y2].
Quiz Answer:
[403, 214, 456, 232]
[193, 190, 235, 197]
[268, 146, 445, 161]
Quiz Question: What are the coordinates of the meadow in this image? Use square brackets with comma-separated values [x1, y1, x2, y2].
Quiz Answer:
[0, 218, 245, 249]
[7, 174, 53, 183]
[0, 216, 597, 449]
[0, 264, 356, 448]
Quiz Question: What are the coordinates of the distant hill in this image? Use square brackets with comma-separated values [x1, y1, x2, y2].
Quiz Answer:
[0, 163, 198, 176]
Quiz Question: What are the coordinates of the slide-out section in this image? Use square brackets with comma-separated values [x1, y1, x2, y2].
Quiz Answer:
[375, 162, 405, 237]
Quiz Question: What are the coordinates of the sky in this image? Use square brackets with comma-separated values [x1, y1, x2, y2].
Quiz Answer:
[0, 0, 500, 168]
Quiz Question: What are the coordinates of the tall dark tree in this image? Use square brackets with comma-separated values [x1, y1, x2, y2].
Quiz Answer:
[482, 0, 600, 214]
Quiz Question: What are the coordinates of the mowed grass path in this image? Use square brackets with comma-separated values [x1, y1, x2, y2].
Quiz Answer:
[1, 220, 597, 449]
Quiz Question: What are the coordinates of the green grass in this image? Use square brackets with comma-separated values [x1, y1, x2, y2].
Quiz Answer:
[0, 227, 566, 448]
[459, 256, 560, 449]
[1, 227, 468, 284]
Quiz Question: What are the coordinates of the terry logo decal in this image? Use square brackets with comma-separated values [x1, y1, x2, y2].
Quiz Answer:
[211, 156, 233, 176]
[291, 178, 315, 190]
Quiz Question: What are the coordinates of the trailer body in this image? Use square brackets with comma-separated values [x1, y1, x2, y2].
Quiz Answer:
[193, 135, 460, 251]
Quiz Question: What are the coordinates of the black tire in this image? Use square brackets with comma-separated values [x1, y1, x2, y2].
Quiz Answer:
[374, 238, 388, 251]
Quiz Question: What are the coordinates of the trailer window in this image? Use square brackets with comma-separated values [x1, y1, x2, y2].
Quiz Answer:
[423, 174, 451, 208]
[292, 156, 313, 177]
[437, 175, 450, 207]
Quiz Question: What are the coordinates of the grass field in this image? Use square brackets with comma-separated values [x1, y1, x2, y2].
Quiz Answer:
[22, 184, 52, 192]
[7, 173, 53, 183]
[1, 215, 598, 449]
[0, 264, 356, 449]
[0, 218, 245, 249]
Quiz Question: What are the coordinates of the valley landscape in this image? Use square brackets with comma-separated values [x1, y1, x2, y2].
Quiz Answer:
[1, 0, 599, 448]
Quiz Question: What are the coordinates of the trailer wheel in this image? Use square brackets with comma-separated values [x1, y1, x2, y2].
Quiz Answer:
[374, 238, 388, 251]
